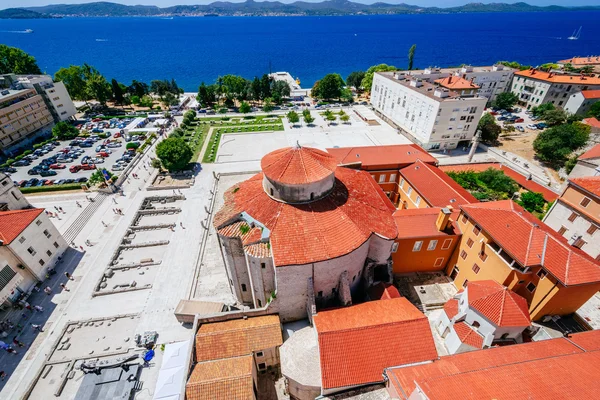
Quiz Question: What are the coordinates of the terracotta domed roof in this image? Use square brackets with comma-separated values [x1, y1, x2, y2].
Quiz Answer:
[261, 146, 338, 185]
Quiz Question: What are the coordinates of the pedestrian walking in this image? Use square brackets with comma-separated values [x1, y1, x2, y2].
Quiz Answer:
[6, 347, 17, 354]
[180, 222, 185, 229]
[101, 221, 107, 227]
[44, 286, 52, 295]
[112, 198, 117, 204]
[79, 246, 84, 251]
[20, 313, 28, 320]
[34, 305, 43, 312]
[59, 207, 64, 213]
[25, 303, 32, 311]
[60, 283, 70, 292]
[76, 201, 81, 207]
[0, 371, 6, 381]
[65, 272, 74, 280]
[12, 337, 24, 347]
[31, 324, 44, 332]
[54, 206, 59, 212]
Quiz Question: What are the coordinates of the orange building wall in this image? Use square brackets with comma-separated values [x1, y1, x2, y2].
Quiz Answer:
[392, 236, 459, 273]
[397, 179, 429, 210]
[562, 185, 600, 223]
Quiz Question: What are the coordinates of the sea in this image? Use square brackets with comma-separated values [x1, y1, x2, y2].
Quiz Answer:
[1, 11, 599, 91]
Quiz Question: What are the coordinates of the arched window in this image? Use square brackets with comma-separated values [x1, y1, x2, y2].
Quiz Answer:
[501, 333, 509, 340]
[270, 188, 274, 196]
[310, 192, 314, 200]
[472, 321, 481, 329]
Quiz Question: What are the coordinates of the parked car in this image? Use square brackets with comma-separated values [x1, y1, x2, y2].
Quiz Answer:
[13, 160, 31, 167]
[515, 118, 524, 123]
[77, 177, 88, 183]
[69, 165, 82, 173]
[516, 125, 525, 132]
[49, 163, 66, 169]
[55, 179, 67, 185]
[0, 167, 17, 173]
[96, 151, 110, 158]
[111, 164, 125, 171]
[107, 142, 121, 148]
[27, 169, 40, 175]
[80, 142, 93, 148]
[17, 180, 27, 187]
[24, 178, 39, 187]
[89, 157, 104, 164]
[498, 116, 508, 121]
[536, 123, 548, 129]
[80, 164, 97, 170]
[56, 157, 74, 163]
[526, 124, 538, 130]
[40, 170, 57, 177]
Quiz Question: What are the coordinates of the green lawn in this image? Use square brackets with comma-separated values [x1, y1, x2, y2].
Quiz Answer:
[181, 121, 210, 162]
[202, 128, 223, 164]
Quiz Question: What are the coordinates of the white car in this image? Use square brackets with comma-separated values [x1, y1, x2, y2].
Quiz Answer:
[90, 157, 104, 164]
[526, 124, 538, 130]
[111, 164, 125, 171]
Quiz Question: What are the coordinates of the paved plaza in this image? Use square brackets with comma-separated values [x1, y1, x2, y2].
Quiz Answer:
[0, 106, 513, 399]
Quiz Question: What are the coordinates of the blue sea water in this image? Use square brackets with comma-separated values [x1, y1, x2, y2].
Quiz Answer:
[0, 12, 599, 91]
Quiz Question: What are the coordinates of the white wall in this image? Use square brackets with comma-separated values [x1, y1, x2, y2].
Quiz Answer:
[44, 82, 77, 121]
[564, 92, 586, 115]
[544, 200, 600, 259]
[0, 174, 31, 210]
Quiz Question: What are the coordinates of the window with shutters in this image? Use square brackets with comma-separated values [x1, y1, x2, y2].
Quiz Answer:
[0, 265, 17, 292]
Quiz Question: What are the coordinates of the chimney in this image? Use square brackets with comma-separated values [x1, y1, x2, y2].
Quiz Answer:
[448, 76, 452, 84]
[462, 73, 467, 80]
[436, 208, 452, 231]
[568, 234, 582, 247]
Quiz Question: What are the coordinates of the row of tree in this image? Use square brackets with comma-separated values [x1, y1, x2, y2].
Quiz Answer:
[196, 74, 291, 108]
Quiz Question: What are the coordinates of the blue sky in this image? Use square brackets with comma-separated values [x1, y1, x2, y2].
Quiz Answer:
[7, 0, 600, 9]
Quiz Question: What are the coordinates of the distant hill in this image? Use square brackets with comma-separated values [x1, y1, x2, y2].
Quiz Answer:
[0, 8, 53, 19]
[20, 1, 600, 17]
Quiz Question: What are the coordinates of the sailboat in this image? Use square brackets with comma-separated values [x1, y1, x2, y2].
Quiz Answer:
[567, 26, 582, 40]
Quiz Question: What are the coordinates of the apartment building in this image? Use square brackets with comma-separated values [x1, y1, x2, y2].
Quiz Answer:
[510, 68, 600, 110]
[0, 208, 68, 306]
[564, 90, 600, 115]
[403, 64, 515, 104]
[448, 200, 600, 321]
[568, 144, 600, 179]
[557, 55, 600, 72]
[0, 87, 53, 155]
[544, 177, 600, 259]
[0, 172, 31, 211]
[371, 72, 487, 151]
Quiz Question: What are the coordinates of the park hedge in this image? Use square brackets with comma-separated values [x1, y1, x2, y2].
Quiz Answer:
[19, 183, 83, 194]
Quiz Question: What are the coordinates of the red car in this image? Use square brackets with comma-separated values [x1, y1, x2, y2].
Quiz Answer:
[49, 163, 66, 169]
[490, 111, 498, 115]
[97, 152, 109, 158]
[80, 164, 96, 170]
[515, 118, 524, 123]
[44, 180, 54, 186]
[69, 165, 82, 173]
[113, 132, 121, 138]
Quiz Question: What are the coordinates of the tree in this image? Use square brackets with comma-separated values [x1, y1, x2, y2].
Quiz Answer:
[493, 92, 519, 110]
[239, 101, 251, 114]
[54, 65, 88, 101]
[111, 79, 124, 105]
[161, 92, 178, 109]
[85, 68, 111, 105]
[197, 82, 216, 108]
[52, 121, 79, 140]
[543, 109, 567, 127]
[0, 45, 41, 75]
[303, 109, 314, 125]
[477, 113, 501, 143]
[260, 74, 272, 100]
[312, 73, 345, 100]
[251, 77, 262, 103]
[495, 61, 532, 71]
[407, 44, 416, 70]
[361, 64, 397, 93]
[151, 158, 162, 169]
[587, 102, 600, 119]
[272, 80, 291, 101]
[518, 191, 546, 213]
[88, 169, 114, 185]
[287, 111, 300, 125]
[130, 95, 140, 105]
[531, 102, 554, 117]
[156, 137, 193, 172]
[340, 114, 350, 123]
[346, 71, 366, 90]
[170, 128, 185, 138]
[340, 88, 354, 103]
[263, 98, 274, 112]
[128, 80, 149, 98]
[533, 122, 590, 167]
[564, 153, 580, 174]
[478, 168, 519, 198]
[184, 110, 196, 121]
[139, 95, 154, 109]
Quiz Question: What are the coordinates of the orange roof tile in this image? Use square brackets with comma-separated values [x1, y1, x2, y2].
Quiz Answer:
[434, 75, 479, 90]
[414, 350, 600, 399]
[570, 176, 600, 198]
[367, 282, 401, 300]
[466, 280, 530, 327]
[214, 167, 398, 267]
[386, 334, 587, 398]
[244, 243, 271, 258]
[558, 56, 600, 66]
[443, 298, 459, 319]
[326, 144, 437, 170]
[261, 146, 337, 185]
[453, 321, 484, 348]
[582, 90, 600, 99]
[579, 144, 600, 160]
[195, 315, 282, 362]
[515, 69, 600, 84]
[583, 117, 600, 129]
[186, 355, 254, 400]
[0, 208, 44, 244]
[460, 200, 600, 285]
[440, 163, 559, 202]
[393, 207, 461, 239]
[313, 298, 437, 390]
[400, 160, 478, 207]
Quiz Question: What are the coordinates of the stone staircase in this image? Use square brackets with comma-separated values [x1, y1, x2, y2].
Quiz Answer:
[63, 193, 109, 243]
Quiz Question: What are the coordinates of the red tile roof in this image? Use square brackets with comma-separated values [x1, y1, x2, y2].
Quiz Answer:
[515, 69, 600, 84]
[579, 144, 600, 160]
[393, 207, 461, 239]
[460, 200, 600, 285]
[443, 298, 459, 319]
[466, 280, 530, 327]
[260, 146, 337, 185]
[434, 75, 479, 90]
[0, 208, 44, 245]
[367, 282, 401, 300]
[195, 315, 282, 362]
[186, 355, 254, 400]
[453, 321, 484, 349]
[440, 163, 559, 202]
[326, 144, 437, 170]
[313, 298, 437, 390]
[214, 167, 398, 267]
[558, 56, 600, 66]
[583, 117, 600, 129]
[386, 334, 588, 398]
[400, 160, 478, 207]
[567, 330, 600, 351]
[582, 90, 600, 99]
[570, 176, 600, 198]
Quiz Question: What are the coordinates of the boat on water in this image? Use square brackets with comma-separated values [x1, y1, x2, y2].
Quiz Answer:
[568, 26, 582, 40]
[24, 29, 34, 33]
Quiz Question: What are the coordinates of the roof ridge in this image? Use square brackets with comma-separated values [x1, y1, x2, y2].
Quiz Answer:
[498, 288, 507, 326]
[318, 316, 429, 334]
[298, 147, 310, 183]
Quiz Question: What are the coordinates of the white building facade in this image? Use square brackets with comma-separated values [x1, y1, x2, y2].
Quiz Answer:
[11, 74, 77, 122]
[371, 72, 486, 151]
[564, 90, 600, 116]
[0, 172, 31, 210]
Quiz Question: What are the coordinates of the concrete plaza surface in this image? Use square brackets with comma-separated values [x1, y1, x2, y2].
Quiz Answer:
[0, 106, 510, 399]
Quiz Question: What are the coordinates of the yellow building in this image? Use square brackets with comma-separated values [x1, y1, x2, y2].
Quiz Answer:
[447, 200, 600, 321]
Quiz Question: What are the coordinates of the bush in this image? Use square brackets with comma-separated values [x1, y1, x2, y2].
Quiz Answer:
[518, 191, 546, 213]
[33, 143, 42, 149]
[52, 121, 79, 140]
[151, 159, 162, 169]
[478, 168, 519, 197]
[23, 150, 32, 156]
[15, 155, 23, 161]
[5, 158, 15, 165]
[19, 183, 82, 194]
[156, 137, 193, 172]
[126, 142, 140, 150]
